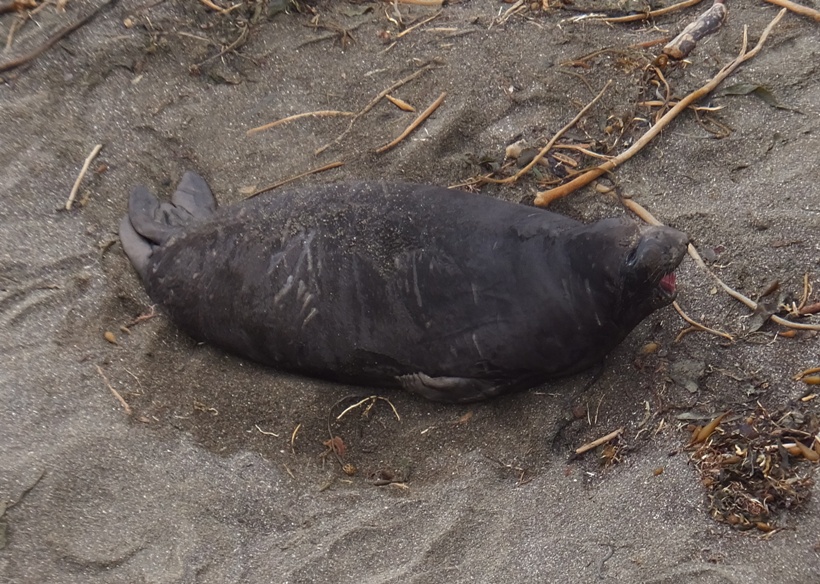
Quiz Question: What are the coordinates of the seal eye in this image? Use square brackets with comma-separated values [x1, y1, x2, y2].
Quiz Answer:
[625, 247, 638, 267]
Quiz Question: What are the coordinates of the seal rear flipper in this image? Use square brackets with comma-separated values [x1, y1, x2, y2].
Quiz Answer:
[119, 214, 152, 281]
[397, 372, 529, 403]
[127, 185, 177, 245]
[171, 171, 217, 219]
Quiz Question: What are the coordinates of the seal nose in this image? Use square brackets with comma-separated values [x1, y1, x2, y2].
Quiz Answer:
[631, 225, 689, 275]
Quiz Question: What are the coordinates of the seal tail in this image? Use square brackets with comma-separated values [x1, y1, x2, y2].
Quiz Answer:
[120, 171, 217, 280]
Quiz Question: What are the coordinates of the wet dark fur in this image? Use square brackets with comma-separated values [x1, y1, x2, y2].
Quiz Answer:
[120, 172, 688, 402]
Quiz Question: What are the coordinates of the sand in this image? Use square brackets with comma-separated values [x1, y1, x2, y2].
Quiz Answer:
[1, 0, 819, 582]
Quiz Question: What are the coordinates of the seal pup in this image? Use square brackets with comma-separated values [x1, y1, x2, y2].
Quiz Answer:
[120, 172, 688, 403]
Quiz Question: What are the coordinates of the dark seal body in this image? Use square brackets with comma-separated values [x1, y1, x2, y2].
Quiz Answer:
[120, 172, 688, 402]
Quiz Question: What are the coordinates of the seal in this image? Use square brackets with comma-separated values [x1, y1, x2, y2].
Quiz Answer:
[120, 172, 688, 403]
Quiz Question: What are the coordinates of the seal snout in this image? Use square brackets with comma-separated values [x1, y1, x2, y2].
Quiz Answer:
[628, 225, 689, 304]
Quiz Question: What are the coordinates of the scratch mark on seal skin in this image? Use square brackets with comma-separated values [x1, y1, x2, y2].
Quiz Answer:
[301, 293, 313, 314]
[472, 333, 486, 361]
[584, 279, 603, 326]
[273, 231, 318, 306]
[297, 279, 307, 301]
[412, 256, 422, 308]
[302, 307, 318, 327]
[274, 275, 294, 305]
[268, 251, 285, 274]
[471, 282, 479, 305]
[561, 278, 571, 301]
[304, 230, 315, 274]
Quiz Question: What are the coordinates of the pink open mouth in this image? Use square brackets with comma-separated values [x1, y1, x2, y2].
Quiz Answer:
[659, 272, 677, 295]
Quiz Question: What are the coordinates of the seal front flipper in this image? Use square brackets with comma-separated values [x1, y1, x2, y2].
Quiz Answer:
[397, 372, 533, 403]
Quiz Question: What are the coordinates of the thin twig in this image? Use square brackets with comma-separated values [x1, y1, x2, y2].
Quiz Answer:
[255, 424, 280, 437]
[396, 9, 442, 39]
[96, 365, 132, 415]
[246, 111, 355, 136]
[535, 10, 787, 207]
[798, 273, 811, 310]
[336, 395, 401, 422]
[0, 0, 117, 73]
[482, 80, 612, 186]
[5, 15, 25, 53]
[762, 0, 820, 22]
[375, 91, 446, 154]
[65, 144, 102, 210]
[290, 422, 301, 453]
[191, 22, 248, 71]
[553, 144, 613, 160]
[315, 64, 436, 155]
[673, 301, 734, 341]
[602, 0, 704, 23]
[246, 160, 344, 198]
[197, 0, 239, 15]
[576, 427, 623, 455]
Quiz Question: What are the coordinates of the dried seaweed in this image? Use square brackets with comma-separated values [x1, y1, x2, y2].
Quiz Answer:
[690, 406, 818, 532]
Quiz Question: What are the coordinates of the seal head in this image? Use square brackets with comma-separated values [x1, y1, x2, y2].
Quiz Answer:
[563, 216, 685, 333]
[120, 173, 688, 403]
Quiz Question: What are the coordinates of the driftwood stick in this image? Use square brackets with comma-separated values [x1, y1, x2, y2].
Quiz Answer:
[96, 365, 132, 415]
[375, 91, 446, 154]
[576, 428, 623, 455]
[66, 144, 103, 210]
[246, 111, 354, 136]
[672, 301, 734, 340]
[247, 161, 344, 198]
[603, 0, 704, 24]
[762, 0, 820, 22]
[664, 0, 728, 60]
[534, 9, 787, 207]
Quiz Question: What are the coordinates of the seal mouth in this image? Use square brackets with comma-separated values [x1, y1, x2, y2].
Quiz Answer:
[658, 272, 677, 297]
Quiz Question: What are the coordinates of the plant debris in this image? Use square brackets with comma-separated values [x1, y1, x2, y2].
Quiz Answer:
[663, 0, 727, 60]
[689, 405, 818, 532]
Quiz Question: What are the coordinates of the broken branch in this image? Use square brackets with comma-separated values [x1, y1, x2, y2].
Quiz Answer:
[664, 0, 728, 60]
